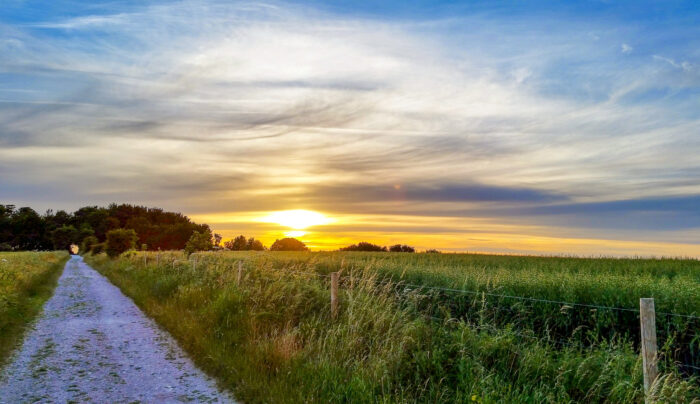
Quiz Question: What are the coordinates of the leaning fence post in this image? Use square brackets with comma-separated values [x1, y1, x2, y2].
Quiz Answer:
[330, 272, 339, 318]
[640, 298, 658, 402]
[236, 261, 243, 285]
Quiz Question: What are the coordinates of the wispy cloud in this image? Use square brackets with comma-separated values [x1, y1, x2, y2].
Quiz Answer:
[1, 0, 699, 255]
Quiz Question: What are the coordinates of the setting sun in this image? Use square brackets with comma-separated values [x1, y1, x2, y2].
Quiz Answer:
[260, 210, 333, 230]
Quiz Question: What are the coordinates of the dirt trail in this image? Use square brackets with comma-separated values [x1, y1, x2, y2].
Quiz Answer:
[0, 256, 235, 403]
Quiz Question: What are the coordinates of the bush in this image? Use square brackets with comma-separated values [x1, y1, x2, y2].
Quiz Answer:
[105, 228, 138, 258]
[184, 230, 213, 256]
[270, 238, 308, 251]
[389, 244, 415, 252]
[81, 236, 99, 255]
[91, 242, 106, 255]
[0, 243, 12, 252]
[340, 241, 387, 252]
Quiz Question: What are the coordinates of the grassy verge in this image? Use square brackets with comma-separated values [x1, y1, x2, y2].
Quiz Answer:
[86, 251, 699, 403]
[0, 251, 69, 367]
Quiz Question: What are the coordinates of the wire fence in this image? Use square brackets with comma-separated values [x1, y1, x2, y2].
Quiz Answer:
[136, 253, 700, 377]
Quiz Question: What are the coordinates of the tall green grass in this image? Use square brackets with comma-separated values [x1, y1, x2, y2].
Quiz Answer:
[0, 251, 69, 367]
[86, 251, 699, 403]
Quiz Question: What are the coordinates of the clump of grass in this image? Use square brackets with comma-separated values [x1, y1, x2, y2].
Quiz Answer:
[0, 251, 69, 367]
[87, 251, 699, 402]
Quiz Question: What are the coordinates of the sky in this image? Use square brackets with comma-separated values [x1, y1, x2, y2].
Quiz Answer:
[1, 0, 700, 256]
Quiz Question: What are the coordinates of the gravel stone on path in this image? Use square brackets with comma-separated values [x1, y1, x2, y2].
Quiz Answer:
[0, 255, 235, 403]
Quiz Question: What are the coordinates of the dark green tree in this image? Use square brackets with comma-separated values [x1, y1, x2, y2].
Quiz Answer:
[105, 228, 138, 258]
[52, 225, 79, 251]
[184, 230, 213, 256]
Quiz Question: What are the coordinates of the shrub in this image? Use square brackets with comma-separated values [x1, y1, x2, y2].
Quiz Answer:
[91, 242, 106, 255]
[270, 238, 308, 251]
[389, 244, 415, 253]
[105, 228, 138, 258]
[81, 236, 99, 255]
[340, 241, 387, 252]
[184, 230, 213, 256]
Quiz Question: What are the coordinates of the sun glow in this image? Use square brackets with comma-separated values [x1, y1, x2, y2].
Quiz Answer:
[260, 210, 333, 230]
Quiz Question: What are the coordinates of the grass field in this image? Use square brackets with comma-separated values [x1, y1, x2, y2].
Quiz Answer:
[0, 251, 69, 367]
[86, 251, 700, 403]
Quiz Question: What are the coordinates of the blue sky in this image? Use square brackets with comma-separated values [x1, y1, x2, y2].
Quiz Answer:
[1, 0, 699, 255]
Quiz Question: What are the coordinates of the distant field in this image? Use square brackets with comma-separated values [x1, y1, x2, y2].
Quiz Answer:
[87, 251, 700, 403]
[0, 251, 69, 366]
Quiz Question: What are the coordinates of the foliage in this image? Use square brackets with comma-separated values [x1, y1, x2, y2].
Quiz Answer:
[0, 203, 209, 251]
[80, 235, 99, 255]
[225, 235, 267, 251]
[389, 244, 415, 252]
[339, 241, 387, 252]
[270, 238, 308, 251]
[246, 237, 265, 251]
[87, 251, 700, 403]
[424, 249, 441, 253]
[105, 228, 138, 258]
[91, 242, 106, 255]
[0, 251, 69, 366]
[225, 235, 248, 251]
[184, 230, 213, 256]
[51, 225, 79, 250]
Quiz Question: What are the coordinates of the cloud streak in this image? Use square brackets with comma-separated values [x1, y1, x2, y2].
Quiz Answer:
[1, 0, 699, 255]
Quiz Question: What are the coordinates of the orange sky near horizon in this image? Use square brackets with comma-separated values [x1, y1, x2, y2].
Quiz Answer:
[190, 210, 700, 258]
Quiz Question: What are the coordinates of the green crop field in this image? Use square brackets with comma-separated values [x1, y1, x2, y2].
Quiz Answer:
[86, 251, 700, 403]
[0, 251, 69, 366]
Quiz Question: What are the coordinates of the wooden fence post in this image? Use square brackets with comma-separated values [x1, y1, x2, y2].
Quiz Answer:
[192, 256, 197, 271]
[640, 298, 658, 403]
[143, 254, 147, 267]
[237, 261, 243, 285]
[330, 272, 339, 318]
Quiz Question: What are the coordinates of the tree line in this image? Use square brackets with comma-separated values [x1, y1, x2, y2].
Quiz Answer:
[1, 203, 432, 255]
[0, 204, 209, 252]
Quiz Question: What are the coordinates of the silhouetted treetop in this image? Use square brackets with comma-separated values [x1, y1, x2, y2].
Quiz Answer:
[270, 238, 308, 251]
[340, 242, 387, 252]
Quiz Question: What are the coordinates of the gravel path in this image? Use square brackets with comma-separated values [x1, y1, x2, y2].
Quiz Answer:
[0, 255, 235, 403]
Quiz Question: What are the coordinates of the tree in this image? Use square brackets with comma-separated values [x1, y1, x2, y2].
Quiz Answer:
[105, 228, 138, 258]
[213, 233, 222, 248]
[9, 207, 45, 250]
[225, 235, 248, 251]
[52, 225, 79, 251]
[340, 241, 387, 252]
[246, 237, 265, 251]
[424, 249, 441, 253]
[270, 238, 308, 251]
[389, 244, 415, 253]
[184, 230, 213, 256]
